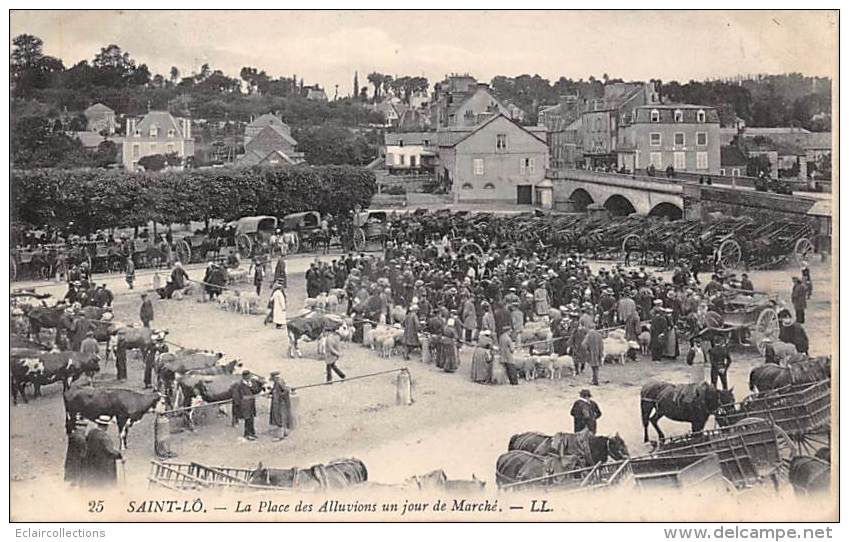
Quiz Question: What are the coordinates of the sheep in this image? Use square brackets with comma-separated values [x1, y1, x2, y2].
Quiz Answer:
[638, 328, 651, 356]
[552, 354, 574, 379]
[227, 267, 249, 284]
[602, 331, 630, 365]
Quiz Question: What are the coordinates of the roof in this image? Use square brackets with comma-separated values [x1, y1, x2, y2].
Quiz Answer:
[632, 104, 720, 124]
[72, 132, 123, 149]
[237, 148, 302, 168]
[84, 103, 114, 116]
[135, 111, 184, 138]
[247, 114, 297, 146]
[720, 145, 748, 167]
[385, 132, 435, 146]
[806, 198, 831, 218]
[227, 216, 278, 234]
[443, 114, 547, 148]
[246, 125, 299, 153]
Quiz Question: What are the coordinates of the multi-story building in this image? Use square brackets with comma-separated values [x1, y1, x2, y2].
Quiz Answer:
[438, 114, 548, 204]
[580, 82, 659, 168]
[384, 132, 438, 174]
[616, 104, 721, 174]
[429, 75, 523, 128]
[122, 111, 194, 172]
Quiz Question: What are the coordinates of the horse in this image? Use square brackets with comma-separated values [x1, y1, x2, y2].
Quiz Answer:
[403, 470, 485, 492]
[495, 450, 584, 489]
[25, 305, 73, 344]
[508, 431, 629, 465]
[748, 357, 831, 393]
[248, 458, 367, 490]
[640, 381, 735, 442]
[788, 456, 830, 495]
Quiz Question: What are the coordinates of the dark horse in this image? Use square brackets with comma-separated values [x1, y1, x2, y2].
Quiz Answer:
[748, 356, 831, 393]
[641, 381, 735, 441]
[788, 456, 830, 495]
[248, 458, 367, 490]
[508, 431, 630, 465]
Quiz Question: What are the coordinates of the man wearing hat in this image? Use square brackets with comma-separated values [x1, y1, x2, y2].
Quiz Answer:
[402, 304, 421, 360]
[791, 277, 807, 324]
[64, 418, 88, 486]
[707, 335, 732, 390]
[233, 370, 257, 440]
[63, 281, 79, 305]
[83, 415, 123, 487]
[778, 309, 809, 355]
[739, 273, 754, 293]
[80, 329, 99, 359]
[324, 328, 347, 382]
[650, 300, 669, 362]
[269, 371, 292, 442]
[570, 389, 602, 434]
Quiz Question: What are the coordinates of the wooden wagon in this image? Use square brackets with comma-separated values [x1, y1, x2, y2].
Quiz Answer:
[499, 453, 724, 493]
[652, 417, 794, 488]
[715, 379, 831, 455]
[696, 291, 781, 355]
[352, 210, 389, 251]
[148, 461, 289, 493]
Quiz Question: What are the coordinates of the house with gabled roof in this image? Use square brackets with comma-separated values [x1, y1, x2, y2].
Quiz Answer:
[122, 111, 194, 172]
[84, 103, 117, 134]
[437, 114, 548, 204]
[237, 115, 305, 167]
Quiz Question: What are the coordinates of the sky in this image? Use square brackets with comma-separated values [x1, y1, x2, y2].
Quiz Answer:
[10, 10, 838, 96]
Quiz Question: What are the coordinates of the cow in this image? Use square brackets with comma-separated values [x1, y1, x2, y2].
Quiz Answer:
[10, 334, 51, 352]
[174, 373, 266, 427]
[113, 326, 168, 367]
[64, 386, 163, 449]
[287, 311, 351, 358]
[25, 305, 73, 344]
[156, 350, 226, 396]
[11, 351, 100, 405]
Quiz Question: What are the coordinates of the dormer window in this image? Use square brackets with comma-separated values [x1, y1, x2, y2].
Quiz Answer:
[650, 109, 660, 123]
[697, 110, 706, 123]
[674, 109, 683, 123]
[168, 129, 175, 138]
[134, 130, 140, 137]
[149, 126, 159, 137]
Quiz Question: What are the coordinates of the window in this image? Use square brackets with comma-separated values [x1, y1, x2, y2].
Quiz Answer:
[650, 132, 662, 146]
[697, 110, 706, 123]
[410, 155, 417, 168]
[595, 118, 602, 131]
[650, 109, 660, 123]
[529, 157, 536, 174]
[731, 168, 741, 177]
[149, 126, 158, 137]
[719, 168, 726, 176]
[650, 152, 663, 169]
[167, 129, 175, 138]
[674, 109, 683, 123]
[674, 151, 686, 170]
[132, 144, 140, 159]
[496, 134, 508, 151]
[520, 158, 527, 174]
[166, 144, 174, 154]
[399, 140, 404, 147]
[461, 183, 473, 190]
[474, 158, 485, 175]
[423, 139, 430, 146]
[134, 130, 140, 137]
[483, 183, 495, 190]
[400, 155, 406, 166]
[674, 133, 685, 146]
[697, 132, 707, 146]
[696, 151, 708, 170]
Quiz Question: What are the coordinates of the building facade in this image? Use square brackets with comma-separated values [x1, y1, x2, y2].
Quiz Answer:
[84, 103, 117, 134]
[438, 114, 548, 203]
[384, 132, 438, 174]
[616, 104, 721, 174]
[122, 111, 194, 172]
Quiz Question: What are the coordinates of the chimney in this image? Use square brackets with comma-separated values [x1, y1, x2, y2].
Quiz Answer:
[126, 117, 131, 136]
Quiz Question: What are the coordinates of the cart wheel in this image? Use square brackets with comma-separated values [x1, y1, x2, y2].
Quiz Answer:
[459, 241, 483, 258]
[752, 308, 779, 354]
[236, 234, 252, 259]
[10, 259, 17, 282]
[176, 240, 192, 264]
[793, 427, 830, 456]
[717, 239, 741, 271]
[291, 232, 301, 254]
[353, 228, 366, 251]
[794, 238, 814, 265]
[621, 234, 642, 257]
[772, 424, 795, 479]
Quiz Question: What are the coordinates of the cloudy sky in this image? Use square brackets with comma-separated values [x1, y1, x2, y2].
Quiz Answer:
[11, 10, 838, 95]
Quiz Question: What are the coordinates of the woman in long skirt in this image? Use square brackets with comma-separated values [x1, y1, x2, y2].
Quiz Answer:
[662, 309, 679, 360]
[442, 324, 459, 373]
[470, 331, 494, 383]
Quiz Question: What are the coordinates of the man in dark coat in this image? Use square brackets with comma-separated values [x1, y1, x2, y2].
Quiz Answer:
[269, 372, 291, 441]
[791, 277, 807, 324]
[64, 419, 88, 486]
[708, 336, 732, 390]
[402, 305, 421, 360]
[83, 416, 123, 487]
[236, 371, 257, 440]
[140, 293, 154, 327]
[570, 389, 602, 433]
[274, 256, 288, 289]
[650, 300, 669, 362]
[778, 309, 810, 354]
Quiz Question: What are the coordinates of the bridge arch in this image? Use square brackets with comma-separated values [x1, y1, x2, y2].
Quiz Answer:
[603, 194, 637, 217]
[569, 189, 594, 212]
[648, 202, 684, 220]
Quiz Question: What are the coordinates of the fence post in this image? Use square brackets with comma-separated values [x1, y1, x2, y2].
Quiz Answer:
[396, 367, 413, 406]
[288, 389, 300, 430]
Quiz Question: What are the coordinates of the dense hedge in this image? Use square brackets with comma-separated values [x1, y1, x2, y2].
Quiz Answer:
[11, 165, 376, 233]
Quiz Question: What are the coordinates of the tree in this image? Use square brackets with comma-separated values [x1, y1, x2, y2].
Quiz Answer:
[294, 123, 378, 166]
[169, 66, 180, 86]
[10, 34, 65, 97]
[367, 72, 384, 101]
[138, 154, 168, 172]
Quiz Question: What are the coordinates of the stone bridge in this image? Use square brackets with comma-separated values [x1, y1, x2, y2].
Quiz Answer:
[547, 168, 686, 219]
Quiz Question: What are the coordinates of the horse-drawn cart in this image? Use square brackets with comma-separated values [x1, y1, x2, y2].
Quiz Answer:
[697, 291, 781, 354]
[228, 215, 278, 259]
[716, 379, 831, 455]
[652, 417, 794, 488]
[352, 210, 389, 251]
